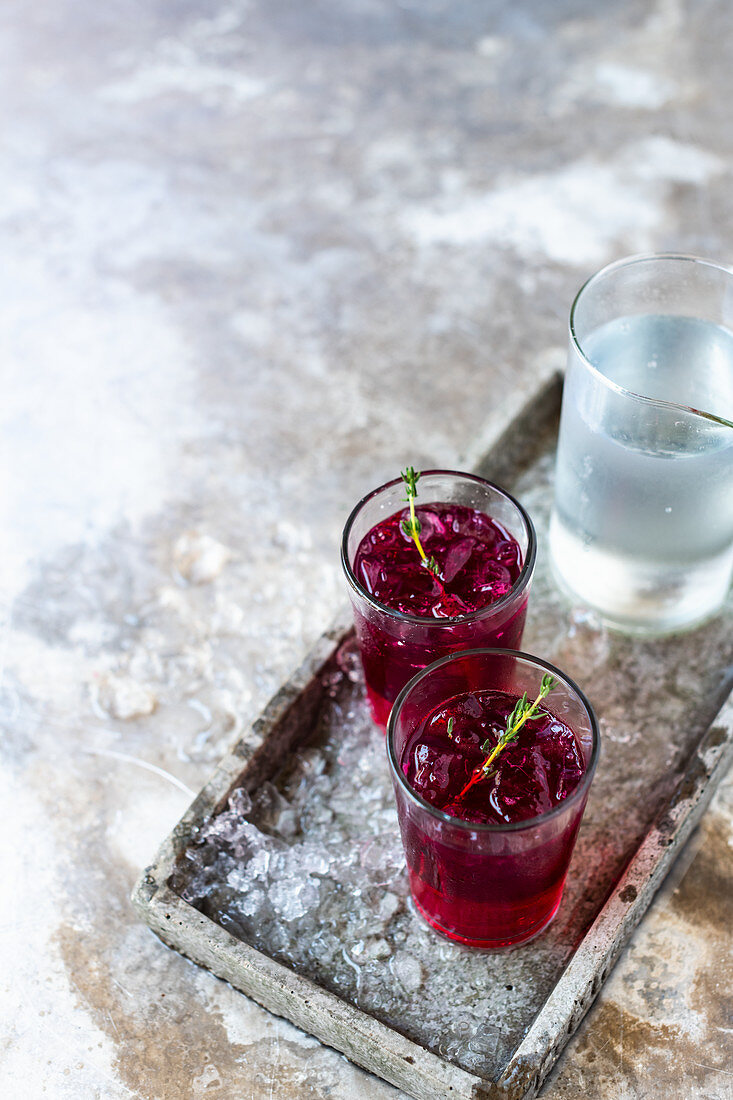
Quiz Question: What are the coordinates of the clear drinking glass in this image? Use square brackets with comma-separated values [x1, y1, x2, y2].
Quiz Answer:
[549, 253, 733, 633]
[341, 471, 536, 727]
[387, 648, 599, 949]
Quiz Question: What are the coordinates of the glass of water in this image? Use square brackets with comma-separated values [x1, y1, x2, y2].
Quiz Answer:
[549, 253, 733, 633]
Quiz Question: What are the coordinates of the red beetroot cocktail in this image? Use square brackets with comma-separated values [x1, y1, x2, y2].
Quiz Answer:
[341, 471, 536, 727]
[387, 649, 599, 949]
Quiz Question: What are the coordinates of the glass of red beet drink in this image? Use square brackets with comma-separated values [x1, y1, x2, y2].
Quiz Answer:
[387, 648, 599, 949]
[341, 471, 536, 727]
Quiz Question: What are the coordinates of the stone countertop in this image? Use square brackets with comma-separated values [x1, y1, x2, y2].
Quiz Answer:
[1, 1, 731, 1098]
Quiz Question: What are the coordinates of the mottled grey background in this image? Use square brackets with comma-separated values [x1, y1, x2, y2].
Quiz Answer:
[1, 1, 731, 1098]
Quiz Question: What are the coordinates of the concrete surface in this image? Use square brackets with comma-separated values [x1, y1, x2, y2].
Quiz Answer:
[1, 1, 731, 1098]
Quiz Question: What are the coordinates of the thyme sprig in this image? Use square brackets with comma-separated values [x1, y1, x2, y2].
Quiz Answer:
[456, 673, 558, 800]
[400, 466, 440, 576]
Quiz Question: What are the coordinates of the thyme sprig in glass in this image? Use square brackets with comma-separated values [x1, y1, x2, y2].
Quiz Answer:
[400, 466, 440, 576]
[457, 673, 558, 800]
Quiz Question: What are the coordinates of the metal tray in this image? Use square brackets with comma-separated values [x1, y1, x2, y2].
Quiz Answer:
[132, 370, 733, 1100]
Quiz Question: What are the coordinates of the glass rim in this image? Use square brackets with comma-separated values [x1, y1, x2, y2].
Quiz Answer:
[340, 470, 537, 627]
[386, 647, 601, 834]
[569, 251, 733, 430]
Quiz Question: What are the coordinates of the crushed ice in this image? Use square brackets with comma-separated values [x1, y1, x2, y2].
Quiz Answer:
[171, 638, 555, 1075]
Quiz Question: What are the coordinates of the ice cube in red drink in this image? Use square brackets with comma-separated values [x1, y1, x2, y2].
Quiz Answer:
[353, 503, 521, 619]
[402, 689, 585, 824]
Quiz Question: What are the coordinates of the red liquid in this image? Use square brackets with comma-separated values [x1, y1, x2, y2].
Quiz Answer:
[397, 690, 587, 947]
[352, 504, 526, 726]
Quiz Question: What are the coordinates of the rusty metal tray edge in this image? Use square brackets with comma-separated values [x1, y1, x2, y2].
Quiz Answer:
[131, 370, 733, 1100]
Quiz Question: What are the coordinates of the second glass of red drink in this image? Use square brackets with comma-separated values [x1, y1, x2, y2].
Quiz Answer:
[387, 648, 600, 948]
[341, 470, 536, 727]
